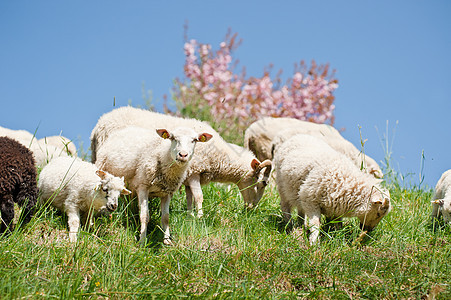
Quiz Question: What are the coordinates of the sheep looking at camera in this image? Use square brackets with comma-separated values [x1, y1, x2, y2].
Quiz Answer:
[244, 117, 383, 178]
[0, 136, 38, 233]
[431, 169, 451, 224]
[90, 106, 272, 217]
[38, 156, 131, 242]
[273, 134, 391, 245]
[95, 126, 213, 245]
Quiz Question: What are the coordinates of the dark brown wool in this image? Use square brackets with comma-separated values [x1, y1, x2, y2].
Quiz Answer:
[0, 136, 38, 233]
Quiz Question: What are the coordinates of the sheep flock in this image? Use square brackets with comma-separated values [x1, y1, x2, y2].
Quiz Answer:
[0, 107, 448, 246]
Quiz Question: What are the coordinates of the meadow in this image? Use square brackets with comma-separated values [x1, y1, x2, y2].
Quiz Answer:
[1, 166, 450, 299]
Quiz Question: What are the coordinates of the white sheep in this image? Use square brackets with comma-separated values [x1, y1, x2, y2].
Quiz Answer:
[431, 169, 451, 224]
[38, 157, 131, 242]
[273, 134, 391, 245]
[95, 126, 213, 245]
[29, 140, 72, 168]
[90, 106, 272, 217]
[0, 126, 74, 167]
[0, 126, 35, 144]
[244, 117, 383, 179]
[39, 135, 77, 156]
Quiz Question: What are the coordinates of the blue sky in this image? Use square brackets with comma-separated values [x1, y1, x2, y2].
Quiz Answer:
[1, 1, 450, 188]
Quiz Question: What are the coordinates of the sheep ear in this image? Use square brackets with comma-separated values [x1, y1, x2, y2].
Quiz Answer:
[197, 133, 213, 143]
[96, 170, 107, 180]
[156, 129, 171, 139]
[94, 182, 102, 191]
[251, 158, 261, 171]
[121, 188, 132, 195]
[371, 199, 383, 205]
[432, 199, 444, 206]
[370, 169, 383, 179]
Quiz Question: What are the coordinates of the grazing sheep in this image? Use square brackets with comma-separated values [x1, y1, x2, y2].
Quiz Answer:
[273, 134, 391, 245]
[90, 106, 272, 217]
[0, 137, 38, 233]
[38, 157, 131, 242]
[245, 117, 383, 178]
[95, 126, 213, 245]
[39, 135, 77, 156]
[431, 169, 451, 224]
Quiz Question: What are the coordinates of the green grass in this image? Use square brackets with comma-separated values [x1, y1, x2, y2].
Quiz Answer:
[1, 178, 450, 299]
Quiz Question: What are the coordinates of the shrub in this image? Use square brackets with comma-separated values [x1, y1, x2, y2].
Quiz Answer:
[169, 29, 338, 144]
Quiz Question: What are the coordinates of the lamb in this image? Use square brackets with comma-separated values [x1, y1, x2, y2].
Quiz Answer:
[95, 126, 213, 245]
[244, 117, 383, 179]
[90, 106, 273, 217]
[431, 169, 451, 224]
[0, 136, 38, 233]
[273, 134, 391, 245]
[38, 156, 131, 242]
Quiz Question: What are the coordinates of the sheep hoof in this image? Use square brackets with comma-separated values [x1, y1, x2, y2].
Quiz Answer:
[163, 238, 173, 246]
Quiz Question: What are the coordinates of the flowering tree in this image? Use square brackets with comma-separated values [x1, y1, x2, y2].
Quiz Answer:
[170, 30, 338, 144]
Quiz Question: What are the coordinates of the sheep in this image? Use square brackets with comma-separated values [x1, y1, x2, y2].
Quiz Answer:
[431, 169, 451, 224]
[28, 140, 72, 168]
[39, 135, 77, 156]
[273, 134, 391, 245]
[0, 136, 38, 233]
[0, 126, 35, 145]
[0, 126, 74, 167]
[90, 106, 273, 217]
[95, 126, 213, 245]
[244, 117, 383, 179]
[38, 156, 131, 242]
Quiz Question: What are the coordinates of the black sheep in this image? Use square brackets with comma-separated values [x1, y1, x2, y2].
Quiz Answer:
[0, 136, 38, 233]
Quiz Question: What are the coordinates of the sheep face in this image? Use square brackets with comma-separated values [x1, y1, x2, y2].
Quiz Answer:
[96, 170, 131, 212]
[238, 159, 272, 208]
[156, 128, 213, 163]
[432, 199, 451, 223]
[359, 187, 391, 231]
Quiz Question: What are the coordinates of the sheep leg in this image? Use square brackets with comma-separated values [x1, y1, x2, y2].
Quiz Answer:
[185, 185, 194, 215]
[299, 188, 321, 245]
[280, 195, 292, 223]
[0, 195, 15, 233]
[160, 194, 172, 245]
[304, 209, 322, 245]
[138, 188, 150, 246]
[66, 206, 81, 243]
[186, 175, 204, 218]
[16, 182, 37, 225]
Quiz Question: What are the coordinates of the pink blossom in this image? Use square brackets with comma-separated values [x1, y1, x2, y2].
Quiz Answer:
[171, 31, 338, 142]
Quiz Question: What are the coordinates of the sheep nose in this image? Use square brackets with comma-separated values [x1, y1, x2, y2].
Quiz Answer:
[178, 151, 188, 159]
[108, 203, 118, 211]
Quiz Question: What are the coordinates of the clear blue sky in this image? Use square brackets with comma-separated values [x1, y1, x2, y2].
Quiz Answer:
[1, 1, 450, 188]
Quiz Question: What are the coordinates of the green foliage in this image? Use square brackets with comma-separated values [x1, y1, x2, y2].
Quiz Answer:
[1, 177, 450, 299]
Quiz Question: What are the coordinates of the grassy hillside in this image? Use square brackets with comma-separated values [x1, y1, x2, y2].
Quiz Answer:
[1, 175, 450, 299]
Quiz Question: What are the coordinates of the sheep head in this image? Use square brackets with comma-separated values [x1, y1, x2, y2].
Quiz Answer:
[238, 159, 272, 208]
[432, 198, 451, 223]
[96, 170, 131, 212]
[359, 186, 391, 231]
[156, 128, 213, 163]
